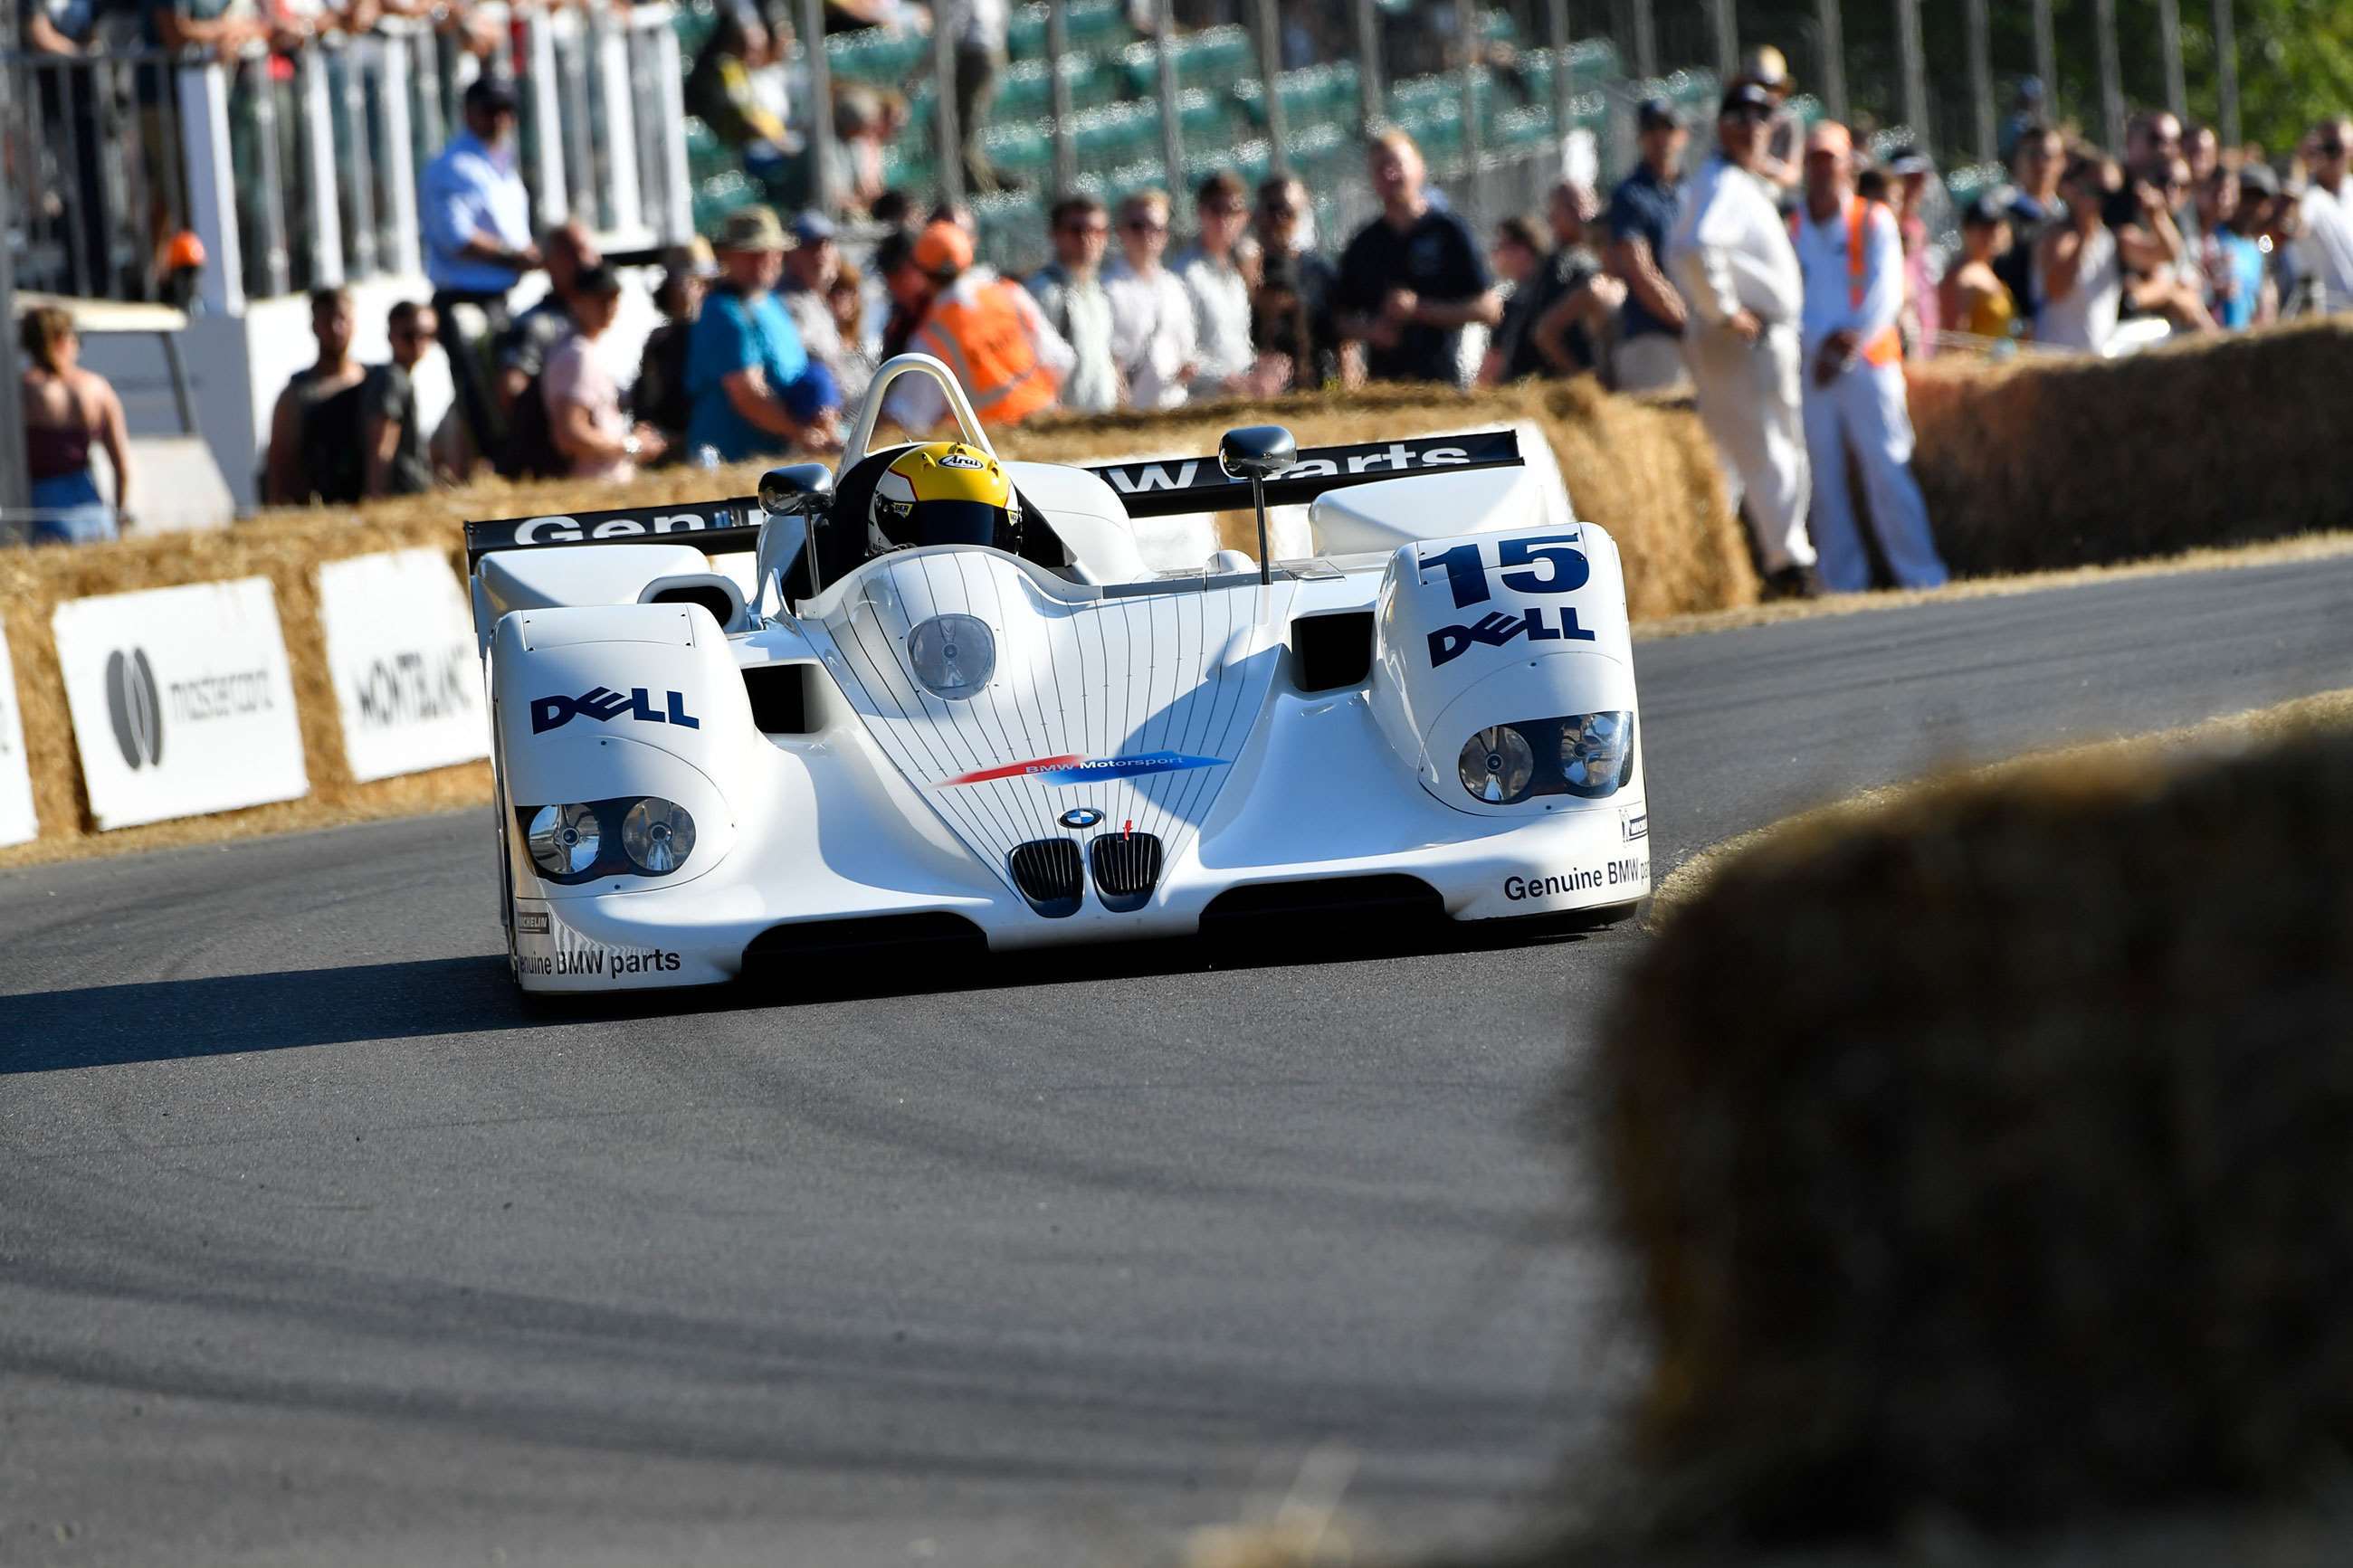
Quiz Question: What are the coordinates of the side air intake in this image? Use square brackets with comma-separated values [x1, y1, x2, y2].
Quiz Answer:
[1089, 832, 1163, 913]
[1008, 839, 1085, 917]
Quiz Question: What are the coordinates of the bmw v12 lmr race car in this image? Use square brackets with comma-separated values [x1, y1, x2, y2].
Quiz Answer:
[464, 354, 1650, 993]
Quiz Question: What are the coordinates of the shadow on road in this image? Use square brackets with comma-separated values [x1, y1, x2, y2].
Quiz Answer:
[5, 904, 1635, 1075]
[4, 955, 532, 1075]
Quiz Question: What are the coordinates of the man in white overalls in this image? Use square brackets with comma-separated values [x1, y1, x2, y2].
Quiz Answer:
[1790, 121, 1948, 593]
[1670, 82, 1819, 598]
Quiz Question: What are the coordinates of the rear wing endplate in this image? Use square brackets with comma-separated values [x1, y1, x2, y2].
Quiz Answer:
[461, 430, 1523, 565]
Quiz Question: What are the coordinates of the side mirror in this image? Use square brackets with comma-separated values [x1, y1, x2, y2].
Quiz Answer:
[758, 462, 835, 518]
[1217, 424, 1298, 483]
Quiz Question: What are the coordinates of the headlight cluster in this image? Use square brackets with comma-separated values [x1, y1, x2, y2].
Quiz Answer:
[1456, 712, 1634, 806]
[520, 796, 698, 883]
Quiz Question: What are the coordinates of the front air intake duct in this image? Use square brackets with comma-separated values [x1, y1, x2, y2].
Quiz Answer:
[1088, 832, 1163, 913]
[1008, 839, 1085, 917]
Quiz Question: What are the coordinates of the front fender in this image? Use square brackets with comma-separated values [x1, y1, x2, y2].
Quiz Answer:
[1367, 520, 1639, 810]
[491, 603, 754, 896]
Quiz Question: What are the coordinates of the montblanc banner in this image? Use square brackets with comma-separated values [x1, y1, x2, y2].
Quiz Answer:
[317, 549, 491, 783]
[52, 578, 309, 831]
[0, 630, 37, 847]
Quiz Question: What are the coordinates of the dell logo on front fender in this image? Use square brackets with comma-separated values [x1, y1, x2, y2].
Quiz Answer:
[1426, 607, 1596, 668]
[530, 686, 701, 735]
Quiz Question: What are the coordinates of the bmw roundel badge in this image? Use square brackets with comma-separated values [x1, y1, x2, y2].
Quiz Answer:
[1059, 807, 1105, 830]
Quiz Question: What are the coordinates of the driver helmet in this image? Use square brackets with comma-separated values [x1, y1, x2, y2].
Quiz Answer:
[870, 442, 1023, 553]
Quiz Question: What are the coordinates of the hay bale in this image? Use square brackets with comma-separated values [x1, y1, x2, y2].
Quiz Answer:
[1907, 320, 2353, 576]
[1590, 727, 2353, 1546]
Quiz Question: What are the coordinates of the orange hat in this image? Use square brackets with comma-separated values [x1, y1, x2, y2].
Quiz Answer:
[910, 220, 973, 279]
[165, 229, 208, 271]
[1804, 120, 1853, 161]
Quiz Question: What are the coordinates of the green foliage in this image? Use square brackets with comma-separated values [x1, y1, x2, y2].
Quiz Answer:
[1728, 0, 2353, 157]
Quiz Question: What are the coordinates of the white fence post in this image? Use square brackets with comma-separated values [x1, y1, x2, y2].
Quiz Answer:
[379, 31, 423, 274]
[524, 12, 570, 227]
[179, 60, 245, 314]
[300, 47, 346, 283]
[595, 13, 643, 241]
[652, 21, 691, 242]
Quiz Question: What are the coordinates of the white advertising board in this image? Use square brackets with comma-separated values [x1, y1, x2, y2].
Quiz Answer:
[52, 577, 309, 831]
[0, 630, 37, 847]
[316, 549, 491, 782]
[1095, 419, 1576, 571]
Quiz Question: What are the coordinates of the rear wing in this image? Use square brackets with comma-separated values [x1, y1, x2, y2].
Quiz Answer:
[462, 430, 1522, 564]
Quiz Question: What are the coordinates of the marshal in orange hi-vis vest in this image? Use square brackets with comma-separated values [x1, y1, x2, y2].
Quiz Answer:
[912, 281, 1061, 426]
[1792, 195, 1903, 366]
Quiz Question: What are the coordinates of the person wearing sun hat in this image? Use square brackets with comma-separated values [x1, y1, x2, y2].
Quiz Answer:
[880, 218, 1074, 433]
[685, 204, 843, 462]
[1736, 44, 1804, 192]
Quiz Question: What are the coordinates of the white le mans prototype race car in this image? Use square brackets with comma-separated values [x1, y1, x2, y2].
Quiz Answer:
[466, 356, 1650, 993]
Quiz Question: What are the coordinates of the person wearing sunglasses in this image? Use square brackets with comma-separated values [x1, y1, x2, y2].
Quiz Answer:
[363, 299, 440, 498]
[1102, 189, 1199, 409]
[2296, 117, 2353, 313]
[1025, 195, 1120, 413]
[1669, 81, 1820, 599]
[1248, 176, 1348, 394]
[1173, 171, 1258, 400]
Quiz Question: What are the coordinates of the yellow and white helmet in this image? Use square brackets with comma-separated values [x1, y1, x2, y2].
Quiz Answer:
[870, 442, 1023, 553]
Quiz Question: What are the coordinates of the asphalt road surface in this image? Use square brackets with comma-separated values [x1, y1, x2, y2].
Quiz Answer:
[7, 558, 2352, 1568]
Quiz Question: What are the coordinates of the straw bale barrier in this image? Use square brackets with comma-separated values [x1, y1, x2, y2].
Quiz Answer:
[1905, 317, 2353, 576]
[1586, 717, 2353, 1550]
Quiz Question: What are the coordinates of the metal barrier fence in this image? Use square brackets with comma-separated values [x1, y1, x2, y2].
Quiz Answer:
[3, 4, 691, 308]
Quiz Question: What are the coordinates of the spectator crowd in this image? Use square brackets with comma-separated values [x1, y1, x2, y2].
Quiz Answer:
[27, 5, 2353, 605]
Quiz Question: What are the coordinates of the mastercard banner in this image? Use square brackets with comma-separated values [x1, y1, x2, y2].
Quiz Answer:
[52, 578, 309, 831]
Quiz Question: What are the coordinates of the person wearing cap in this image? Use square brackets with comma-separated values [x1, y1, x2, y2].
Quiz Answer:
[634, 241, 719, 457]
[1103, 189, 1200, 408]
[686, 204, 843, 463]
[1883, 147, 1940, 352]
[780, 209, 871, 407]
[420, 75, 538, 473]
[2206, 161, 2280, 328]
[881, 219, 1073, 433]
[1670, 82, 1818, 597]
[1792, 121, 1946, 594]
[1605, 97, 1691, 394]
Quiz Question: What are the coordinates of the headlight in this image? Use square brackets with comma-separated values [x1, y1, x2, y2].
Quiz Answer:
[1559, 710, 1634, 797]
[1454, 712, 1635, 806]
[621, 797, 697, 875]
[527, 803, 602, 876]
[907, 613, 996, 700]
[1459, 725, 1536, 804]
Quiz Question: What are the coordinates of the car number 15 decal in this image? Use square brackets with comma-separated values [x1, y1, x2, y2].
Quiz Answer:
[1417, 534, 1596, 668]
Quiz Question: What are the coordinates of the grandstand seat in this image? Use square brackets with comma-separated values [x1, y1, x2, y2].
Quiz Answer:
[1006, 0, 1126, 62]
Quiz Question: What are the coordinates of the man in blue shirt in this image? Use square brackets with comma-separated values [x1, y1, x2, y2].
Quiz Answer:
[420, 76, 538, 473]
[1605, 98, 1691, 394]
[686, 205, 843, 463]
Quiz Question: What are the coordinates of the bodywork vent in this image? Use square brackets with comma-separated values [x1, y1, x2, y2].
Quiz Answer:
[742, 912, 986, 965]
[1008, 839, 1085, 917]
[1199, 874, 1443, 930]
[1089, 832, 1164, 913]
[1291, 611, 1375, 692]
[743, 663, 814, 734]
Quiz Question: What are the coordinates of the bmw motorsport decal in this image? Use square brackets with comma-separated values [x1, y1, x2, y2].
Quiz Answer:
[940, 752, 1229, 787]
